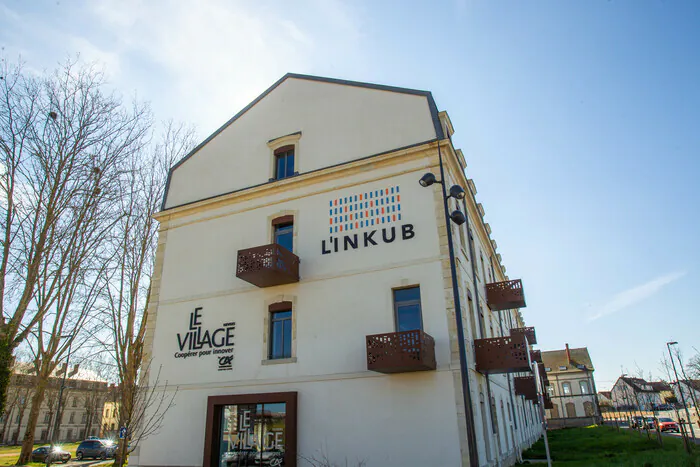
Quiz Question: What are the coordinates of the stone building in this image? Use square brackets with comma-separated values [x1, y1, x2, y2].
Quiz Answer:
[137, 74, 545, 467]
[0, 370, 110, 444]
[542, 345, 600, 428]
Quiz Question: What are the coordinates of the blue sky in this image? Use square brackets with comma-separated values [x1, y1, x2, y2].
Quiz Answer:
[2, 0, 698, 390]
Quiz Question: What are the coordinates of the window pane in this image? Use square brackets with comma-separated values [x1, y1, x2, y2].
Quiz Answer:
[394, 287, 420, 302]
[275, 154, 285, 180]
[274, 224, 294, 252]
[396, 304, 421, 332]
[285, 152, 294, 177]
[271, 321, 284, 359]
[282, 319, 292, 358]
[270, 311, 292, 359]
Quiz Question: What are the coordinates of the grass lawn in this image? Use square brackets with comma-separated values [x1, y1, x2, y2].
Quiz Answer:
[0, 443, 80, 466]
[523, 425, 700, 466]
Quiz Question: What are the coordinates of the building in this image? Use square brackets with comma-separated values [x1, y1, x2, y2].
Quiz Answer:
[649, 381, 675, 405]
[0, 370, 110, 445]
[100, 397, 122, 440]
[673, 380, 700, 408]
[541, 345, 600, 428]
[137, 74, 544, 467]
[610, 376, 663, 411]
[597, 391, 612, 408]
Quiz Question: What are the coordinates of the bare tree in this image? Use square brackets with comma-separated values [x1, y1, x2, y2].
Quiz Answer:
[0, 56, 151, 421]
[101, 121, 194, 467]
[6, 57, 150, 464]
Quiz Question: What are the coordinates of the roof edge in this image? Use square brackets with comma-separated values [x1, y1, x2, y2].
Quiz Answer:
[161, 73, 443, 210]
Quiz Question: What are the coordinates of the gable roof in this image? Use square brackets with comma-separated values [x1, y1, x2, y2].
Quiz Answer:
[679, 379, 700, 391]
[541, 347, 594, 371]
[599, 391, 612, 399]
[161, 73, 444, 211]
[650, 381, 672, 392]
[620, 376, 657, 393]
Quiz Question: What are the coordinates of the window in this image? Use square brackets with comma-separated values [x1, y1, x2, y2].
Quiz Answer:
[393, 287, 422, 332]
[69, 412, 74, 423]
[559, 365, 567, 371]
[562, 383, 572, 395]
[580, 381, 590, 394]
[40, 430, 47, 441]
[565, 402, 577, 418]
[274, 146, 295, 180]
[111, 423, 115, 431]
[67, 428, 73, 440]
[82, 413, 87, 423]
[273, 220, 294, 252]
[545, 367, 552, 372]
[479, 253, 485, 282]
[204, 392, 297, 467]
[547, 386, 555, 396]
[72, 397, 77, 408]
[44, 412, 51, 423]
[269, 304, 292, 360]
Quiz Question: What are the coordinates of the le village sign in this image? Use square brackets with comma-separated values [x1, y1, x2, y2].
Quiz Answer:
[174, 307, 235, 370]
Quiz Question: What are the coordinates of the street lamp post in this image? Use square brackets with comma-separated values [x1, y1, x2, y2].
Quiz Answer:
[667, 341, 696, 445]
[419, 141, 478, 467]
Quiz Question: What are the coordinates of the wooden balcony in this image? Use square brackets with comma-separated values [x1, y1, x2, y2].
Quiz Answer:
[543, 393, 554, 410]
[514, 376, 538, 402]
[485, 279, 526, 311]
[366, 330, 436, 374]
[236, 243, 300, 287]
[474, 334, 531, 374]
[510, 327, 537, 345]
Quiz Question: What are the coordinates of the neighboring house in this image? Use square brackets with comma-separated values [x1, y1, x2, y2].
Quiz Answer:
[0, 369, 110, 445]
[138, 73, 544, 467]
[610, 376, 663, 410]
[650, 381, 675, 405]
[598, 391, 613, 408]
[542, 344, 600, 428]
[100, 401, 120, 439]
[673, 380, 700, 408]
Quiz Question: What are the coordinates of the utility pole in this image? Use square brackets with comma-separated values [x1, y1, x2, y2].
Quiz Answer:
[668, 341, 695, 449]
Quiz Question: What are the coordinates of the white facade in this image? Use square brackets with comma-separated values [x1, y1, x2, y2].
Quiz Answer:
[674, 381, 700, 408]
[137, 75, 542, 467]
[610, 377, 662, 410]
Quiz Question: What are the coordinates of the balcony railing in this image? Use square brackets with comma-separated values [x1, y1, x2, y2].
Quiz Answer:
[510, 327, 537, 345]
[474, 334, 531, 374]
[538, 363, 550, 387]
[514, 376, 538, 402]
[543, 393, 554, 410]
[366, 330, 436, 374]
[485, 279, 526, 311]
[236, 243, 300, 288]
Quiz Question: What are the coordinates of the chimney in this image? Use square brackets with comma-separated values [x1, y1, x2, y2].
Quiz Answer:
[565, 343, 571, 365]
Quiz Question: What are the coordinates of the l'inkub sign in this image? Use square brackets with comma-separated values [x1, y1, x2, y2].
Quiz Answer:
[323, 184, 415, 255]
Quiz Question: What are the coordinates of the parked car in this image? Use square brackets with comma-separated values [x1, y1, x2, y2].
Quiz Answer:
[658, 417, 680, 432]
[644, 417, 657, 430]
[76, 439, 118, 460]
[630, 416, 645, 429]
[31, 446, 71, 463]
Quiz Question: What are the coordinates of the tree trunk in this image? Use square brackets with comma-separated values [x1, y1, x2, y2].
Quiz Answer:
[112, 371, 136, 467]
[0, 337, 15, 417]
[17, 379, 47, 464]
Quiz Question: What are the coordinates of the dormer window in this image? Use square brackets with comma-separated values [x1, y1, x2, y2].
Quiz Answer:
[274, 145, 295, 180]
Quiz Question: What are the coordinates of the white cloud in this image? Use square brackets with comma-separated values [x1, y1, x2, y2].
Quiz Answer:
[86, 0, 363, 134]
[586, 271, 686, 321]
